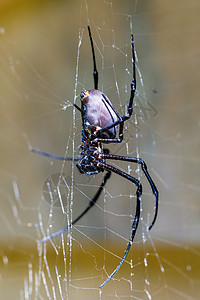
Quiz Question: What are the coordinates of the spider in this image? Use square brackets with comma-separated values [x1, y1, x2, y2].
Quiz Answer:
[32, 26, 159, 288]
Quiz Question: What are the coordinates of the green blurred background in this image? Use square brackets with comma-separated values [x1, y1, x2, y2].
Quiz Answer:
[0, 0, 200, 299]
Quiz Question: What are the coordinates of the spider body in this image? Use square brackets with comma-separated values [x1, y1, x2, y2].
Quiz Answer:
[32, 25, 159, 288]
[77, 89, 118, 175]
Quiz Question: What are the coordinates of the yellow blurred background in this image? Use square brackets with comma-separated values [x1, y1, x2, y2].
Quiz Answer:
[0, 0, 200, 299]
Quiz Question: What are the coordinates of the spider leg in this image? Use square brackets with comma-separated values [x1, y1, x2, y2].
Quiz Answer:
[101, 153, 158, 231]
[97, 162, 141, 288]
[74, 103, 84, 113]
[90, 34, 136, 142]
[31, 148, 80, 161]
[40, 171, 111, 243]
[88, 26, 99, 90]
[126, 33, 136, 119]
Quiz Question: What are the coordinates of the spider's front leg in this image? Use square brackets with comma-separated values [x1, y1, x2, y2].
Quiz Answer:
[88, 34, 136, 145]
[124, 33, 136, 120]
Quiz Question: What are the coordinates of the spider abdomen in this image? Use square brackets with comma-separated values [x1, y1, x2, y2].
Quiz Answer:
[81, 89, 118, 139]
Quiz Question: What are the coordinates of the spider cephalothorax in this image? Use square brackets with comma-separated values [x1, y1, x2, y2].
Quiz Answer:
[32, 25, 159, 288]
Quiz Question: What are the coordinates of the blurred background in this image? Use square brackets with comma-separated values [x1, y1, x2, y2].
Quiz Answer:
[0, 0, 200, 299]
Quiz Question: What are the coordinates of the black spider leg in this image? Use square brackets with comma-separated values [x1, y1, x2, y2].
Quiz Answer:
[31, 148, 80, 161]
[74, 26, 98, 112]
[74, 103, 84, 113]
[40, 171, 111, 243]
[100, 153, 158, 231]
[97, 161, 141, 288]
[99, 94, 123, 142]
[92, 34, 136, 144]
[88, 25, 99, 89]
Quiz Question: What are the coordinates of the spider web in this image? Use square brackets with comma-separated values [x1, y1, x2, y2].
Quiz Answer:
[0, 0, 200, 299]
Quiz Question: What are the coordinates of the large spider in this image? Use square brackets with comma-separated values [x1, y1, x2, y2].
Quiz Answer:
[32, 26, 158, 288]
